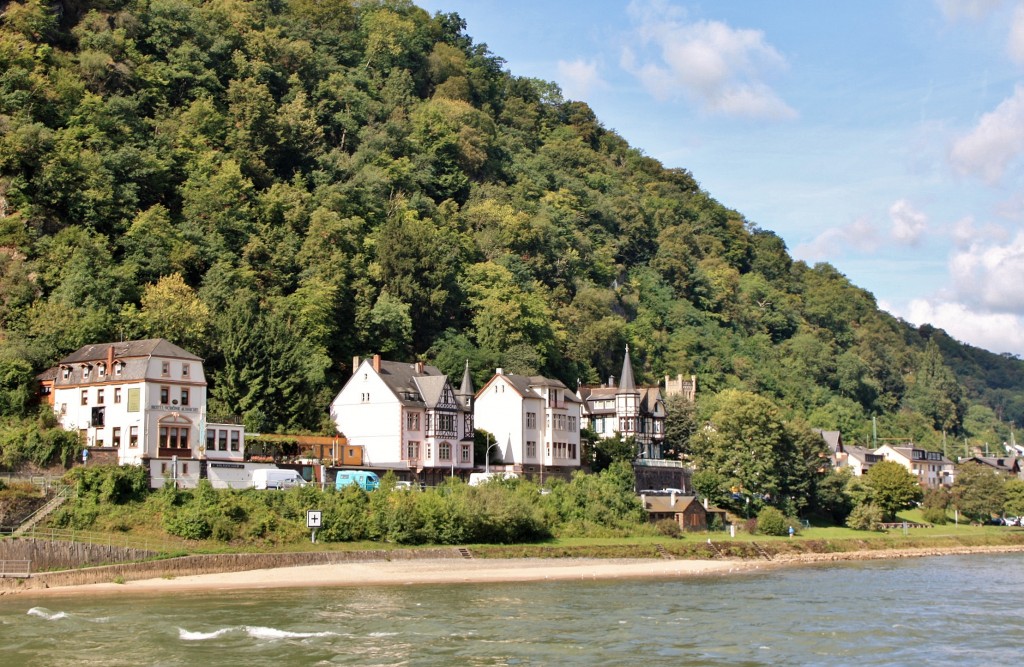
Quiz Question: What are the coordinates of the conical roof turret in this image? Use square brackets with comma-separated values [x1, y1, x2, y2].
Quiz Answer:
[618, 345, 636, 393]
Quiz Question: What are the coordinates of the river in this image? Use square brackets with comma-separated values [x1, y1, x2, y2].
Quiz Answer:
[3, 553, 1022, 666]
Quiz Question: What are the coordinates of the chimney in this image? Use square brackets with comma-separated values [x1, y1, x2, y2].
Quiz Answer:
[496, 367, 504, 375]
[353, 356, 361, 372]
[415, 361, 424, 374]
[608, 375, 615, 388]
[372, 354, 381, 373]
[106, 345, 114, 370]
[671, 490, 677, 507]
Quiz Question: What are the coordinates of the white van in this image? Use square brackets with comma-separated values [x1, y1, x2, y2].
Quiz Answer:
[252, 468, 307, 490]
[468, 472, 519, 486]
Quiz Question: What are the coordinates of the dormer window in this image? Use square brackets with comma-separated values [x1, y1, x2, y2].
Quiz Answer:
[82, 365, 91, 380]
[98, 363, 105, 378]
[114, 362, 122, 375]
[61, 367, 70, 380]
[182, 363, 190, 378]
[161, 361, 170, 376]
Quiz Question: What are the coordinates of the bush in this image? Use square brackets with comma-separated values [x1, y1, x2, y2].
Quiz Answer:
[846, 502, 884, 531]
[921, 506, 948, 525]
[655, 519, 682, 538]
[756, 506, 789, 536]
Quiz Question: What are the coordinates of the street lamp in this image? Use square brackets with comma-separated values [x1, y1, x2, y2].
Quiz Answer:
[485, 434, 500, 474]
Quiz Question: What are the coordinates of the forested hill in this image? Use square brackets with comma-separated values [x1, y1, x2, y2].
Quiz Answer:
[1, 0, 1022, 449]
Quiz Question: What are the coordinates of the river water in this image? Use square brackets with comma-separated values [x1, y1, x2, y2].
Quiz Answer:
[2, 553, 1022, 666]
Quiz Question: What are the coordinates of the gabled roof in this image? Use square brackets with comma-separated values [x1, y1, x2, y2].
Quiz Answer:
[413, 375, 453, 409]
[815, 430, 843, 453]
[477, 372, 581, 403]
[372, 359, 445, 407]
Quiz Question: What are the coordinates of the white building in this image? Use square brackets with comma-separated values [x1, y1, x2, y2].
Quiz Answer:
[46, 339, 244, 486]
[875, 444, 955, 488]
[329, 355, 475, 486]
[577, 346, 668, 459]
[474, 368, 582, 481]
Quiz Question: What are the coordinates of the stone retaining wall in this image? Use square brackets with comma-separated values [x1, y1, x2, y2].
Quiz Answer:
[0, 546, 461, 592]
[0, 538, 158, 571]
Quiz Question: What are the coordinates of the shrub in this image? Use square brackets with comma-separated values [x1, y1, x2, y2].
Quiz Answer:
[755, 506, 788, 536]
[655, 519, 682, 538]
[921, 506, 948, 525]
[846, 502, 884, 531]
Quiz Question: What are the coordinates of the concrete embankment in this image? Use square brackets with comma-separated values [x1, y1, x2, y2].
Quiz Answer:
[0, 542, 461, 593]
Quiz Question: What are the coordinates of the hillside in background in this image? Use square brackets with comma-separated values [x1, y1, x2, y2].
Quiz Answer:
[1, 0, 1023, 453]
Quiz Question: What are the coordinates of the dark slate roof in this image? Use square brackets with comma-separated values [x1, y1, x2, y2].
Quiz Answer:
[815, 430, 843, 453]
[458, 360, 474, 398]
[373, 359, 467, 412]
[59, 339, 202, 365]
[618, 345, 636, 393]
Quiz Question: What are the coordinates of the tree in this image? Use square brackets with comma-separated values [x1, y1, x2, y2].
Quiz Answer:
[126, 273, 210, 355]
[863, 460, 923, 520]
[592, 433, 636, 473]
[952, 462, 1006, 522]
[1003, 479, 1024, 517]
[662, 393, 697, 460]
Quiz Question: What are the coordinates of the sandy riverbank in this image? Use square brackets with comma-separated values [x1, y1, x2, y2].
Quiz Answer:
[20, 557, 761, 597]
[17, 543, 1024, 598]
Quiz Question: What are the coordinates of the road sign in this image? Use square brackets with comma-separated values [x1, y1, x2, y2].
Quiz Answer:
[307, 510, 322, 528]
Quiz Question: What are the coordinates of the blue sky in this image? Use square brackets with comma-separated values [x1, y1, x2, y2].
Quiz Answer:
[416, 0, 1024, 356]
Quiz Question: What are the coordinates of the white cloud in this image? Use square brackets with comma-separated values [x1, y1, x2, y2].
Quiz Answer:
[889, 199, 928, 245]
[935, 0, 1004, 21]
[1009, 2, 1024, 64]
[895, 298, 1024, 356]
[950, 215, 1011, 248]
[949, 231, 1024, 312]
[622, 0, 796, 119]
[792, 217, 880, 262]
[949, 83, 1024, 183]
[557, 58, 606, 100]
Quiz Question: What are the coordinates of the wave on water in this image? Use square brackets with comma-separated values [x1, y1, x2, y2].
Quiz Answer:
[179, 626, 338, 641]
[27, 607, 69, 621]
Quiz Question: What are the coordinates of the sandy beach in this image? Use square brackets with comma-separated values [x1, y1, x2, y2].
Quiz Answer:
[11, 543, 1024, 598]
[21, 557, 761, 597]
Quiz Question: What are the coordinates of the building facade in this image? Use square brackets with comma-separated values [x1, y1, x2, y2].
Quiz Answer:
[46, 339, 245, 485]
[577, 346, 669, 459]
[329, 355, 475, 486]
[875, 444, 955, 488]
[474, 368, 582, 481]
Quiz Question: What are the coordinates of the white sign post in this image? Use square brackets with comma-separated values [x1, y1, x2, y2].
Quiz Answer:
[307, 510, 322, 544]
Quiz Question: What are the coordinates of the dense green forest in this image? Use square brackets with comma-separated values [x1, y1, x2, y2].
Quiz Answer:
[2, 0, 1023, 458]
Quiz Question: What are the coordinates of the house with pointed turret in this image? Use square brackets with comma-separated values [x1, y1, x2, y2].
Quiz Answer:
[577, 346, 668, 459]
[329, 355, 475, 486]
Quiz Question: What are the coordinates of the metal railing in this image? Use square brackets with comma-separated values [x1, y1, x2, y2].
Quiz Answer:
[4, 527, 189, 555]
[0, 560, 31, 578]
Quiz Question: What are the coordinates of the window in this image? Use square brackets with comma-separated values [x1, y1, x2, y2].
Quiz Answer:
[230, 431, 240, 451]
[439, 442, 451, 461]
[526, 412, 536, 429]
[160, 386, 169, 405]
[461, 443, 471, 462]
[112, 427, 121, 447]
[406, 412, 420, 431]
[114, 388, 122, 404]
[426, 444, 432, 460]
[161, 361, 170, 376]
[527, 441, 537, 458]
[180, 388, 189, 406]
[129, 426, 138, 447]
[90, 406, 105, 427]
[62, 367, 70, 380]
[406, 441, 420, 460]
[568, 416, 577, 431]
[97, 389, 105, 405]
[182, 463, 189, 475]
[206, 429, 216, 451]
[83, 365, 91, 380]
[115, 362, 122, 376]
[98, 364, 105, 378]
[218, 429, 228, 451]
[438, 413, 455, 432]
[360, 392, 370, 402]
[182, 363, 190, 378]
[81, 390, 88, 406]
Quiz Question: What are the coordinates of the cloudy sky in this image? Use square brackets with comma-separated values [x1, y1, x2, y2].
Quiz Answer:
[416, 0, 1024, 357]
